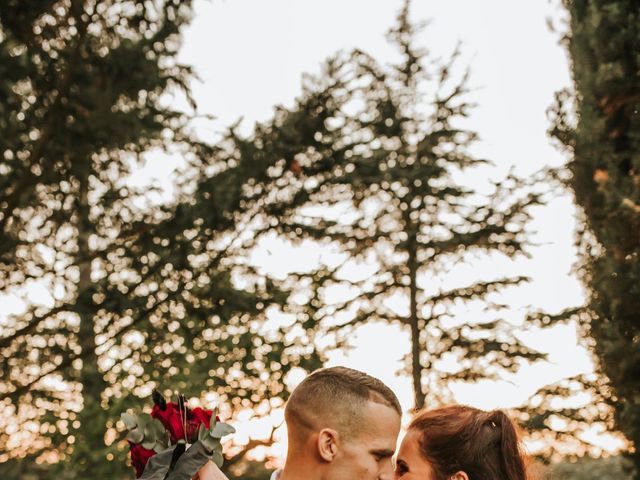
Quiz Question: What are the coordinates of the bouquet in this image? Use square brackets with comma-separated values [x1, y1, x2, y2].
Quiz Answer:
[122, 390, 235, 479]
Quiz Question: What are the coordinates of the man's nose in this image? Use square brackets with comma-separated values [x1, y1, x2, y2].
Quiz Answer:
[378, 460, 395, 480]
[378, 472, 394, 480]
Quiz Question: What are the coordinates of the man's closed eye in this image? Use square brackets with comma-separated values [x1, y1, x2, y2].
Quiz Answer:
[371, 449, 394, 462]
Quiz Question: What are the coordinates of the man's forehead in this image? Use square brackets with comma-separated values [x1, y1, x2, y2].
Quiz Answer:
[359, 400, 401, 439]
[365, 399, 402, 420]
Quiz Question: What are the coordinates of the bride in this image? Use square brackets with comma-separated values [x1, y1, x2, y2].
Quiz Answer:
[393, 405, 528, 480]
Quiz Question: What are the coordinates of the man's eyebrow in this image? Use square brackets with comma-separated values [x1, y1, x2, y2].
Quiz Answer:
[370, 448, 395, 458]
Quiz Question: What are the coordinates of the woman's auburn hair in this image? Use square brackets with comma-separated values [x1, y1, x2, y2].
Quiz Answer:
[409, 405, 528, 480]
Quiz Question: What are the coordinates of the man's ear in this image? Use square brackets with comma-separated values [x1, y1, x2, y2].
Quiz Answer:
[449, 472, 469, 480]
[317, 428, 339, 462]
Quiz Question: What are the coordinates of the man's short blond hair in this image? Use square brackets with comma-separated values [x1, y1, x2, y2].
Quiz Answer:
[284, 366, 401, 441]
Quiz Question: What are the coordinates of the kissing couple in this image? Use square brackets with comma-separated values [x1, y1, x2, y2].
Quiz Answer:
[196, 366, 528, 480]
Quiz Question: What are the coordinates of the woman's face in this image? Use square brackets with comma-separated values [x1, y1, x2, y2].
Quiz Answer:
[393, 429, 438, 480]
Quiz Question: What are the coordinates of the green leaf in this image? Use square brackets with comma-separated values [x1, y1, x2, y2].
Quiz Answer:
[164, 442, 213, 479]
[137, 413, 153, 427]
[142, 437, 156, 450]
[210, 448, 224, 468]
[200, 435, 221, 453]
[143, 421, 157, 443]
[198, 423, 208, 442]
[153, 441, 166, 454]
[148, 418, 166, 438]
[121, 412, 137, 430]
[210, 422, 235, 438]
[126, 427, 144, 444]
[139, 445, 177, 480]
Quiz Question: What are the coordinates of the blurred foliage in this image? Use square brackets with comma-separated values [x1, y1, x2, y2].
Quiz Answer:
[224, 460, 273, 480]
[548, 455, 634, 480]
[512, 307, 624, 462]
[548, 0, 640, 475]
[0, 0, 327, 477]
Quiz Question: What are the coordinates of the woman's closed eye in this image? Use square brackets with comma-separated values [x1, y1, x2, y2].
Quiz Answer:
[395, 459, 409, 475]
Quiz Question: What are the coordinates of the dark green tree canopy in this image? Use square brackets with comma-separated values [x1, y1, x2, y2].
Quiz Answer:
[549, 0, 640, 475]
[0, 1, 327, 476]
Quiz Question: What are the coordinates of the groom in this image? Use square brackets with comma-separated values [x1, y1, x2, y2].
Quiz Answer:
[198, 366, 402, 480]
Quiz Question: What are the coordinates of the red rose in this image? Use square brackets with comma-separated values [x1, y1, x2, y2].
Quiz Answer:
[152, 403, 218, 443]
[128, 441, 156, 478]
[151, 402, 185, 443]
[185, 407, 214, 441]
[190, 407, 214, 428]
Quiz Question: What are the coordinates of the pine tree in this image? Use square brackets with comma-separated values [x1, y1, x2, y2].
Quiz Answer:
[259, 2, 544, 410]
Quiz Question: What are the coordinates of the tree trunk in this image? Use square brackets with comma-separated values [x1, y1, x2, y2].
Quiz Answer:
[73, 169, 107, 474]
[408, 231, 424, 410]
